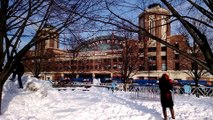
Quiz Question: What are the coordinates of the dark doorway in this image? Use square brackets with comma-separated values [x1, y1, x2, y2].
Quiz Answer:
[95, 74, 111, 79]
[64, 74, 76, 78]
[79, 73, 93, 78]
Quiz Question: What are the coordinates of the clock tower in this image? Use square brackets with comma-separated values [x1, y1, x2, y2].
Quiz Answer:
[138, 3, 170, 72]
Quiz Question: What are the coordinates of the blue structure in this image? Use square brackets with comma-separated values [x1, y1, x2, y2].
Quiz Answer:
[132, 79, 158, 86]
[132, 79, 210, 87]
[99, 78, 124, 83]
[177, 80, 208, 86]
[72, 78, 93, 83]
[71, 78, 210, 87]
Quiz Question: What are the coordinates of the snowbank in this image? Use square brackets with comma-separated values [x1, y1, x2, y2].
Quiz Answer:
[0, 76, 212, 120]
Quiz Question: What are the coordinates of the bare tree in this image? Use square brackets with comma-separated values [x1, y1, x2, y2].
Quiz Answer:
[183, 40, 208, 97]
[23, 46, 57, 80]
[74, 0, 213, 75]
[161, 0, 213, 74]
[117, 32, 140, 91]
[176, 16, 211, 97]
[0, 0, 99, 114]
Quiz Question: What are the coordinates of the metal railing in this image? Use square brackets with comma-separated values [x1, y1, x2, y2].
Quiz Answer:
[130, 86, 160, 99]
[191, 86, 213, 97]
[130, 85, 213, 99]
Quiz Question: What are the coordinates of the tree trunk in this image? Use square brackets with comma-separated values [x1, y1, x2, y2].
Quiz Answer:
[195, 78, 200, 98]
[0, 67, 14, 115]
[0, 81, 3, 115]
[123, 77, 127, 91]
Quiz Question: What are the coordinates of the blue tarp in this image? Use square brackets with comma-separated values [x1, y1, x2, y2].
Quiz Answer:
[100, 78, 123, 83]
[72, 78, 93, 82]
[72, 78, 209, 86]
[177, 80, 208, 86]
[112, 78, 123, 83]
[132, 79, 158, 86]
[132, 79, 209, 86]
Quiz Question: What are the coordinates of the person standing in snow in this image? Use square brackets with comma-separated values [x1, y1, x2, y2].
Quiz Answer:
[159, 73, 175, 120]
[10, 61, 24, 88]
[183, 84, 191, 95]
[111, 81, 117, 92]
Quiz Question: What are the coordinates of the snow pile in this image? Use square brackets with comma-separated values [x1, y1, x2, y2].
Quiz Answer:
[93, 78, 101, 85]
[0, 75, 213, 120]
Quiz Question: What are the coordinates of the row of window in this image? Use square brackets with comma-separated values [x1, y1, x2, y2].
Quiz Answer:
[139, 44, 179, 53]
[139, 47, 167, 53]
[56, 58, 123, 65]
[56, 51, 180, 65]
[138, 62, 180, 71]
[54, 62, 180, 71]
[55, 64, 124, 71]
[148, 54, 179, 61]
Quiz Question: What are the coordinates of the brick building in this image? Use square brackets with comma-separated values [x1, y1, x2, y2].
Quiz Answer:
[24, 4, 212, 82]
[137, 4, 194, 80]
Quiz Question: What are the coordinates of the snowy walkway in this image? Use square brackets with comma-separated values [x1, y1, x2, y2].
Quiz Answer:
[1, 77, 213, 120]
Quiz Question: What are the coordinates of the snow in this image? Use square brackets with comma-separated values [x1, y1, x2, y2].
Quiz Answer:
[0, 76, 213, 120]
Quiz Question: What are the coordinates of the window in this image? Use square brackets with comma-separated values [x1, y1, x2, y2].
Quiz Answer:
[71, 60, 74, 64]
[161, 47, 167, 51]
[148, 47, 156, 52]
[148, 77, 157, 80]
[86, 65, 89, 69]
[149, 15, 155, 35]
[148, 56, 156, 61]
[118, 65, 122, 69]
[105, 65, 111, 69]
[175, 54, 179, 59]
[161, 16, 167, 40]
[175, 63, 180, 70]
[162, 63, 167, 71]
[140, 57, 144, 60]
[139, 48, 144, 53]
[104, 59, 110, 63]
[118, 57, 122, 62]
[139, 65, 144, 71]
[113, 65, 117, 69]
[149, 64, 157, 70]
[96, 59, 101, 63]
[104, 59, 107, 62]
[138, 76, 144, 79]
[113, 58, 117, 62]
[162, 56, 167, 60]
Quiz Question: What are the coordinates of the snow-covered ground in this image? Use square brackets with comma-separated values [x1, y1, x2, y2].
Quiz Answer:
[0, 76, 213, 120]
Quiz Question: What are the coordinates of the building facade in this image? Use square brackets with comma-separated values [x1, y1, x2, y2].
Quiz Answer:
[136, 4, 199, 80]
[24, 4, 212, 82]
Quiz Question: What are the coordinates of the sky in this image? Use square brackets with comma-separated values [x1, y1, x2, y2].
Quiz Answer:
[0, 75, 213, 120]
[17, 0, 208, 51]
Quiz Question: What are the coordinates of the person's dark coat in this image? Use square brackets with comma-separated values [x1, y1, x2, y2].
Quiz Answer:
[15, 62, 24, 76]
[11, 61, 24, 88]
[159, 73, 174, 108]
